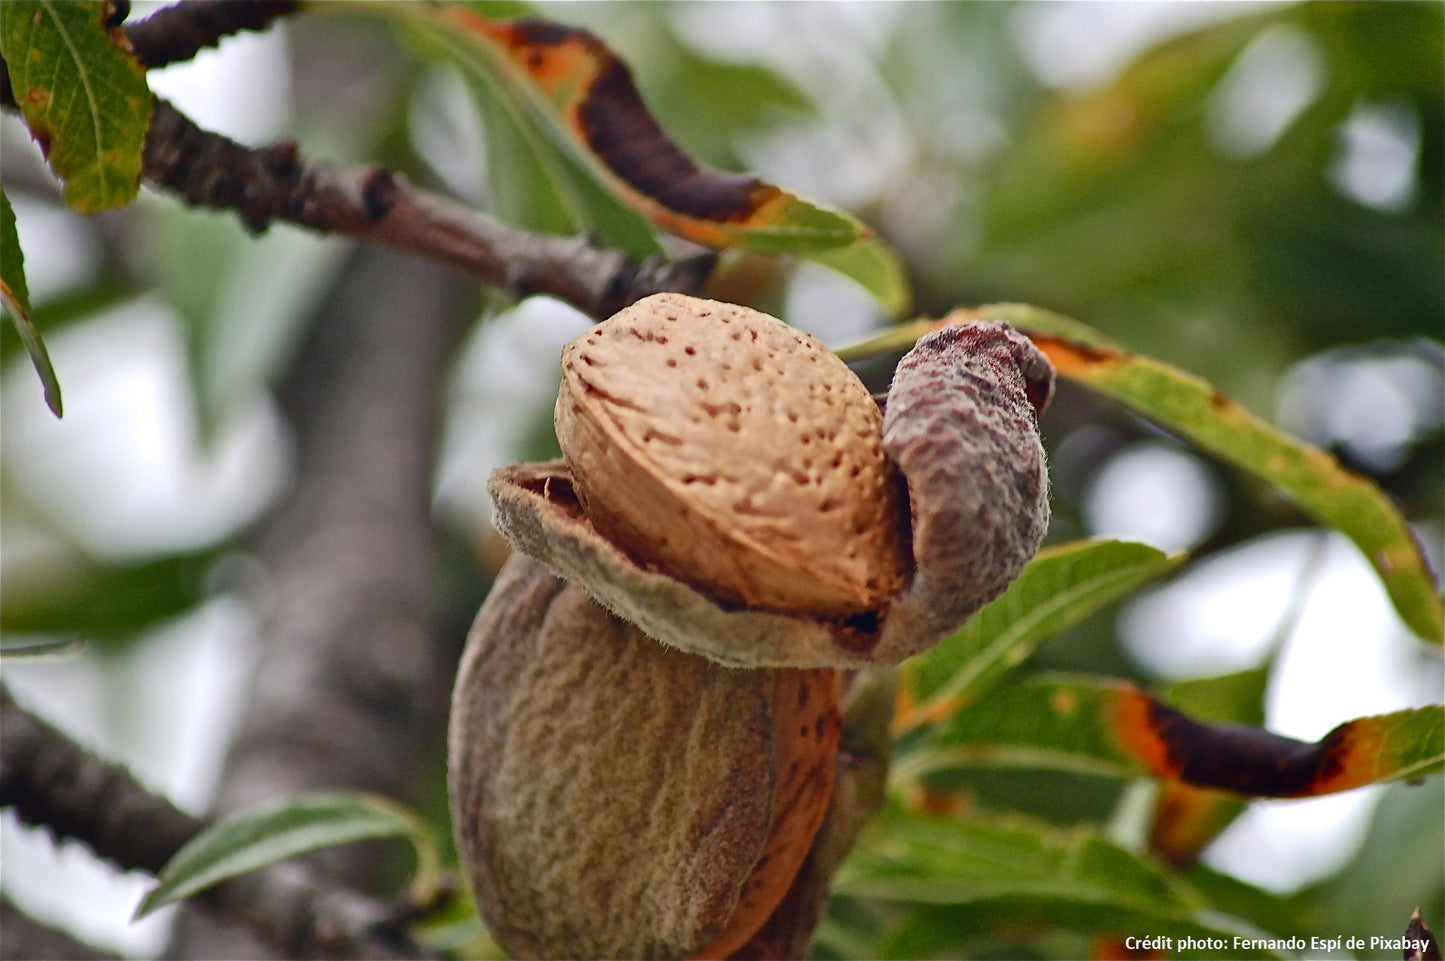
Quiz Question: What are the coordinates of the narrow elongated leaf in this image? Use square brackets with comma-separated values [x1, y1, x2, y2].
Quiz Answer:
[807, 237, 912, 319]
[897, 540, 1183, 734]
[908, 675, 1444, 798]
[134, 791, 438, 919]
[0, 547, 211, 638]
[1, 189, 30, 312]
[443, 12, 857, 249]
[399, 16, 662, 260]
[0, 188, 62, 416]
[0, 636, 85, 658]
[1148, 667, 1270, 865]
[834, 807, 1280, 956]
[371, 7, 910, 312]
[837, 305, 1444, 644]
[0, 1, 152, 213]
[1009, 304, 1442, 645]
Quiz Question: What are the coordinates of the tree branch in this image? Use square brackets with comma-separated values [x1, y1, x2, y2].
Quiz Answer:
[2, 6, 713, 320]
[0, 685, 441, 961]
[141, 99, 712, 321]
[124, 0, 302, 69]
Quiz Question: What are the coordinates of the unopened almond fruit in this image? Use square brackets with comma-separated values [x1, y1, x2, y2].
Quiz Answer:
[449, 553, 840, 960]
[692, 667, 839, 960]
[554, 292, 909, 617]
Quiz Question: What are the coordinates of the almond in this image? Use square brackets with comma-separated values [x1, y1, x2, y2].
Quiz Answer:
[554, 293, 908, 617]
[450, 553, 840, 960]
[457, 307, 1055, 960]
[691, 667, 839, 960]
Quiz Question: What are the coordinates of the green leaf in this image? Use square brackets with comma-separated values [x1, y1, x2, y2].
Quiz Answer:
[898, 540, 1184, 733]
[808, 236, 913, 319]
[362, 6, 911, 313]
[0, 188, 62, 416]
[1163, 666, 1271, 729]
[904, 675, 1445, 798]
[0, 189, 30, 312]
[0, 547, 212, 639]
[838, 305, 1445, 644]
[1010, 304, 1445, 646]
[834, 806, 1279, 956]
[0, 0, 152, 213]
[0, 635, 85, 658]
[135, 791, 439, 920]
[388, 10, 663, 260]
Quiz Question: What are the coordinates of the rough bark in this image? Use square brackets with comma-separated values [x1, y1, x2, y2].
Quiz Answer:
[162, 244, 474, 960]
[139, 99, 712, 321]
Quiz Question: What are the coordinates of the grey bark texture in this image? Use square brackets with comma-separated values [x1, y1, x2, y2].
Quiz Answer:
[164, 244, 474, 959]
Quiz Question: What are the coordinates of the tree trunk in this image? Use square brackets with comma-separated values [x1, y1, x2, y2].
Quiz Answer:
[166, 244, 474, 959]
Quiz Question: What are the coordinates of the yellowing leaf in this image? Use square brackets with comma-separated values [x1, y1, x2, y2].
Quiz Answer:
[0, 1, 152, 213]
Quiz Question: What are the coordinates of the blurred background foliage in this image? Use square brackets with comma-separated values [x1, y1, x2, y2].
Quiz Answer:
[1, 1, 1441, 957]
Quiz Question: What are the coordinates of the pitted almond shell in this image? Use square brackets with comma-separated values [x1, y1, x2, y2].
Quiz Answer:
[554, 292, 909, 617]
[449, 554, 839, 960]
[492, 319, 1052, 670]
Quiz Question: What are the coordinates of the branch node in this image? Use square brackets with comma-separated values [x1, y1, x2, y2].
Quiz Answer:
[361, 168, 399, 223]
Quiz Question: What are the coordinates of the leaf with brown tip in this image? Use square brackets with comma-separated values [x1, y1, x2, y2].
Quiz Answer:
[368, 7, 911, 313]
[906, 675, 1444, 799]
[838, 304, 1444, 645]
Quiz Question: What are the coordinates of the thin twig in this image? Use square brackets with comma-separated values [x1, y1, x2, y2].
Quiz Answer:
[1, 9, 713, 319]
[0, 685, 441, 961]
[124, 0, 302, 69]
[141, 99, 713, 320]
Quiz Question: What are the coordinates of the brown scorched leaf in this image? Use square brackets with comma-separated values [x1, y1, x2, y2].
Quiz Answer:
[447, 13, 856, 250]
[908, 675, 1444, 799]
[1406, 909, 1441, 961]
[388, 8, 909, 314]
[1144, 667, 1269, 867]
